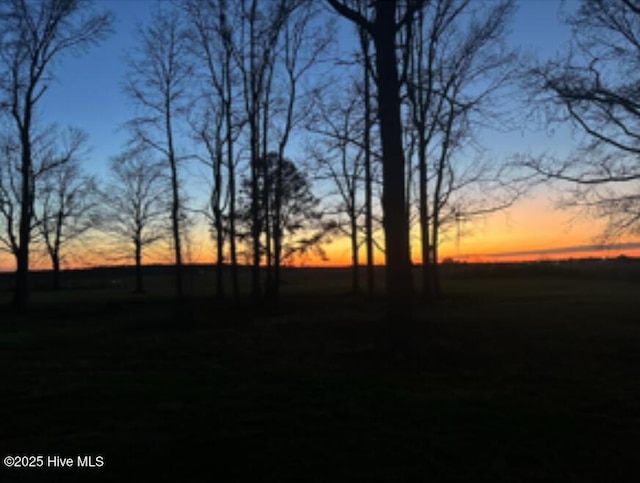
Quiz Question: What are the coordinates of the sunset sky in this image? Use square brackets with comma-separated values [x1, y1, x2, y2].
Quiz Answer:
[2, 0, 637, 272]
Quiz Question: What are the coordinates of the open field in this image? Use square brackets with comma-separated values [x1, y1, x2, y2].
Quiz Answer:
[1, 266, 639, 482]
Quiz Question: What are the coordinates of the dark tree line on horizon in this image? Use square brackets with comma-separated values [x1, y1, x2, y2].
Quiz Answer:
[1, 0, 638, 318]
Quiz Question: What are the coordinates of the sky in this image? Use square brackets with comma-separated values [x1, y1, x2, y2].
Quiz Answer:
[3, 0, 638, 270]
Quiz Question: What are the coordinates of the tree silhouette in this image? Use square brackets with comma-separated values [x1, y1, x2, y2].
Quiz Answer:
[100, 150, 168, 294]
[183, 0, 241, 299]
[1, 126, 97, 289]
[405, 0, 518, 299]
[327, 0, 424, 317]
[358, 24, 376, 296]
[190, 106, 231, 299]
[0, 0, 112, 311]
[308, 84, 367, 294]
[526, 0, 640, 239]
[237, 153, 332, 296]
[34, 130, 97, 290]
[124, 4, 191, 300]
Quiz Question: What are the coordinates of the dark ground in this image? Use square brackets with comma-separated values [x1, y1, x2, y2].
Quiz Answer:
[0, 263, 639, 482]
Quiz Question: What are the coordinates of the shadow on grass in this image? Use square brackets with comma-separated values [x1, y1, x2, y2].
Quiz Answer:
[1, 276, 639, 481]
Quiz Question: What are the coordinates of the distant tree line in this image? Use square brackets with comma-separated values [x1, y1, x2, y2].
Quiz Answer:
[1, 0, 636, 318]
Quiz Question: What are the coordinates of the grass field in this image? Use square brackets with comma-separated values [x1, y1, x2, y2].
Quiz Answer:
[1, 267, 639, 482]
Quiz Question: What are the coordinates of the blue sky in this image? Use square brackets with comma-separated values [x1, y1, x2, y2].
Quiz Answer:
[38, 0, 578, 177]
[39, 0, 155, 176]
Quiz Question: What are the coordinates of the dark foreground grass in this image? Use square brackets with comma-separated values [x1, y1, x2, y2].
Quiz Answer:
[1, 275, 640, 482]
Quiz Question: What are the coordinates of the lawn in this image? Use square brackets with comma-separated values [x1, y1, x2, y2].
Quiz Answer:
[1, 271, 639, 482]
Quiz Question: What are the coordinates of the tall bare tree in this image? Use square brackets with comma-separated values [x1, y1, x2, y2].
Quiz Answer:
[358, 24, 376, 296]
[327, 0, 426, 316]
[185, 0, 331, 300]
[0, 0, 112, 311]
[405, 0, 456, 300]
[233, 0, 304, 300]
[124, 5, 192, 300]
[191, 105, 230, 299]
[404, 0, 518, 298]
[269, 1, 334, 298]
[183, 0, 243, 299]
[240, 0, 273, 299]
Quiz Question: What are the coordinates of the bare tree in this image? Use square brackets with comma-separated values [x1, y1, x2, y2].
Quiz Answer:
[0, 0, 112, 311]
[183, 0, 243, 299]
[308, 84, 366, 293]
[185, 0, 331, 300]
[405, 0, 518, 297]
[232, 0, 307, 300]
[239, 0, 281, 299]
[34, 130, 97, 289]
[100, 150, 168, 294]
[191, 105, 230, 299]
[405, 0, 461, 300]
[246, 0, 286, 299]
[1, 125, 96, 280]
[124, 4, 192, 300]
[0, 132, 23, 262]
[269, 1, 334, 298]
[327, 0, 426, 316]
[524, 0, 640, 239]
[358, 24, 376, 296]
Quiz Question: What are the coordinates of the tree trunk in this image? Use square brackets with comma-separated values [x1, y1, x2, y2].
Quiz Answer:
[52, 256, 60, 290]
[52, 211, 64, 290]
[166, 98, 184, 300]
[262, 61, 275, 297]
[273, 223, 282, 300]
[226, 61, 239, 299]
[215, 205, 225, 299]
[134, 239, 144, 293]
[169, 156, 184, 300]
[350, 205, 360, 294]
[214, 136, 225, 299]
[373, 0, 413, 315]
[165, 86, 184, 300]
[228, 157, 239, 299]
[273, 155, 283, 301]
[14, 125, 32, 312]
[419, 131, 431, 300]
[431, 101, 455, 300]
[362, 28, 375, 296]
[432, 234, 441, 297]
[262, 158, 272, 298]
[250, 136, 261, 301]
[15, 221, 30, 310]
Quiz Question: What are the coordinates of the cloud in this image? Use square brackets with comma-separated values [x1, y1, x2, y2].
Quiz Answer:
[460, 242, 640, 259]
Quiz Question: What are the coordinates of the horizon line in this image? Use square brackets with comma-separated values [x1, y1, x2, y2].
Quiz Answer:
[1, 249, 639, 273]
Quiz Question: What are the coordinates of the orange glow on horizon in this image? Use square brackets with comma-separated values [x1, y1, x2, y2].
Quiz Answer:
[1, 193, 639, 271]
[2, 242, 639, 272]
